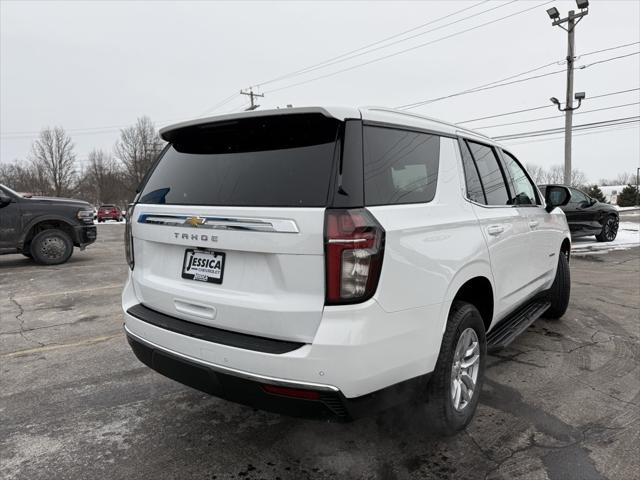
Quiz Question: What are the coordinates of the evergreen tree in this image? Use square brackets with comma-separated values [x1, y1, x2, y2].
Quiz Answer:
[584, 184, 606, 203]
[617, 184, 639, 207]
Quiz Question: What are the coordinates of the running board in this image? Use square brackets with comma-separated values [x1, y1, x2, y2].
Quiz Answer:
[486, 300, 551, 352]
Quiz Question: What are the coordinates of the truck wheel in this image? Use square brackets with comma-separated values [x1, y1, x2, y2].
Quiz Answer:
[30, 229, 73, 265]
[544, 252, 570, 319]
[595, 214, 618, 242]
[426, 301, 486, 435]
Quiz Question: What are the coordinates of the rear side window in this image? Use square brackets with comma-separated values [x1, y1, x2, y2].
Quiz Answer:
[459, 140, 486, 204]
[139, 114, 340, 207]
[467, 141, 510, 206]
[363, 126, 439, 206]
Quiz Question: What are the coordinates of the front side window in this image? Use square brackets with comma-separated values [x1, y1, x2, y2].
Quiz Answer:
[467, 141, 510, 206]
[501, 151, 538, 206]
[569, 188, 589, 206]
[363, 126, 440, 206]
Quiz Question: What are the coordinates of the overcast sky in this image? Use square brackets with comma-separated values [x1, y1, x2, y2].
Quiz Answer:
[1, 0, 639, 183]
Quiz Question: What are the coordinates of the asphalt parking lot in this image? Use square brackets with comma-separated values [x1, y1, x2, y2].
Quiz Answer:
[1, 223, 638, 480]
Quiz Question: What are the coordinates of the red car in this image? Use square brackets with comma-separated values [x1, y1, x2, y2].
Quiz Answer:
[97, 204, 122, 222]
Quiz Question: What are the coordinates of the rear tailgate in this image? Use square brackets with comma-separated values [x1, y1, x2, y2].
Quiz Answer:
[131, 205, 325, 342]
[130, 113, 342, 343]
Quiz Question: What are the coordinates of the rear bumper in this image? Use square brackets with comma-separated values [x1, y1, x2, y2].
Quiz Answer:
[72, 225, 97, 247]
[97, 213, 121, 220]
[122, 273, 444, 402]
[125, 326, 430, 420]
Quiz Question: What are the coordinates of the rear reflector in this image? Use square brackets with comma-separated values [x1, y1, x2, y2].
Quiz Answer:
[262, 384, 321, 400]
[324, 209, 385, 305]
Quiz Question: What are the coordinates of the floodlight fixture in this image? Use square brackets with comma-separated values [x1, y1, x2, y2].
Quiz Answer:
[576, 0, 589, 10]
[546, 7, 560, 19]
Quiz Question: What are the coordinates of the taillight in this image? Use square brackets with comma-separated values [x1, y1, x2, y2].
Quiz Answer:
[124, 203, 135, 270]
[324, 209, 385, 305]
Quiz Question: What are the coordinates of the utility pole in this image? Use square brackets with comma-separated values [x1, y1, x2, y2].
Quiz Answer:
[240, 88, 264, 111]
[546, 1, 589, 186]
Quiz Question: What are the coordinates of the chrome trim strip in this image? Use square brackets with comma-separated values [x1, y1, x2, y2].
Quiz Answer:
[124, 325, 339, 392]
[138, 213, 299, 233]
[327, 238, 369, 244]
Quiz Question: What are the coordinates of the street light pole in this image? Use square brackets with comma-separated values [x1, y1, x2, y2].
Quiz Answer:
[546, 1, 589, 186]
[563, 12, 576, 187]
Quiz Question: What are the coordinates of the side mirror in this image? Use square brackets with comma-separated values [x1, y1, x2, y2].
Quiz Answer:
[544, 185, 571, 213]
[0, 193, 12, 207]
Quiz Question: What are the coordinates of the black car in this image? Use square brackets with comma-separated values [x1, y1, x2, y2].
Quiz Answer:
[0, 184, 97, 264]
[539, 184, 619, 242]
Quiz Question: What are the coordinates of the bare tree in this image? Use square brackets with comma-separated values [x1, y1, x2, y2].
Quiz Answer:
[114, 116, 162, 193]
[537, 165, 586, 187]
[614, 172, 634, 185]
[76, 149, 130, 206]
[545, 165, 565, 184]
[88, 149, 113, 204]
[525, 163, 546, 184]
[30, 127, 76, 196]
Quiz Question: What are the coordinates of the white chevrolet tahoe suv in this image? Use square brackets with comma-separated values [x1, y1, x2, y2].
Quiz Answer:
[122, 106, 572, 433]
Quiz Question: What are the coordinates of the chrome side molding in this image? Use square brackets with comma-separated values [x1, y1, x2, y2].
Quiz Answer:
[138, 213, 299, 233]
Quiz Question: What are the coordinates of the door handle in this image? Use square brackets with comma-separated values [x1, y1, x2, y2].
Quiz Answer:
[528, 220, 539, 229]
[487, 225, 504, 236]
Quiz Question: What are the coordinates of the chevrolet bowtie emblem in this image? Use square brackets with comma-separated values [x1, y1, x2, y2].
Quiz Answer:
[185, 216, 206, 227]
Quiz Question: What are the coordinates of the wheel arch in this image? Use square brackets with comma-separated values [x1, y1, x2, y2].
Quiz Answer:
[450, 277, 494, 333]
[560, 236, 571, 262]
[442, 261, 495, 333]
[19, 216, 77, 250]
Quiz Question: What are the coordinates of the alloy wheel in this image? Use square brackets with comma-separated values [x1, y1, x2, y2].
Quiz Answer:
[450, 328, 480, 412]
[604, 216, 619, 241]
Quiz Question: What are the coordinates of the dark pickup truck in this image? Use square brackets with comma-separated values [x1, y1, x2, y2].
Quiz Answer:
[0, 184, 97, 265]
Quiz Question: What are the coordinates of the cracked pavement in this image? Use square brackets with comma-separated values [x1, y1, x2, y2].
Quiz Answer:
[1, 224, 638, 479]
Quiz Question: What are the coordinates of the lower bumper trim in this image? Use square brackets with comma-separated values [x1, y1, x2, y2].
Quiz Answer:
[125, 326, 431, 420]
[124, 325, 338, 392]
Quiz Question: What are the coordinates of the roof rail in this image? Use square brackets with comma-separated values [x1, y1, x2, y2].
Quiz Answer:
[362, 106, 492, 140]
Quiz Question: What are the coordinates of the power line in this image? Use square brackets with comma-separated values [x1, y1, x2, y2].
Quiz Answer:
[457, 87, 640, 124]
[398, 49, 640, 110]
[254, 0, 503, 88]
[198, 92, 240, 116]
[398, 68, 566, 110]
[578, 40, 640, 58]
[492, 116, 640, 141]
[263, 1, 553, 95]
[473, 102, 640, 130]
[504, 123, 640, 146]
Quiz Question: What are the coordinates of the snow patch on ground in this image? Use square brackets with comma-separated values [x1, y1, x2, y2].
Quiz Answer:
[572, 222, 639, 255]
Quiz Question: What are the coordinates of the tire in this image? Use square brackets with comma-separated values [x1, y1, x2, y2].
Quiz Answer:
[544, 252, 570, 319]
[425, 301, 486, 435]
[30, 229, 73, 265]
[595, 214, 618, 242]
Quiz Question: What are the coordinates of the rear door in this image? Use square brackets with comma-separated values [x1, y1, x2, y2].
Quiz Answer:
[131, 113, 343, 343]
[459, 140, 533, 320]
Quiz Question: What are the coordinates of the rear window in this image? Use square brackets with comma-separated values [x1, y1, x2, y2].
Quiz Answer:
[363, 126, 440, 206]
[139, 114, 340, 207]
